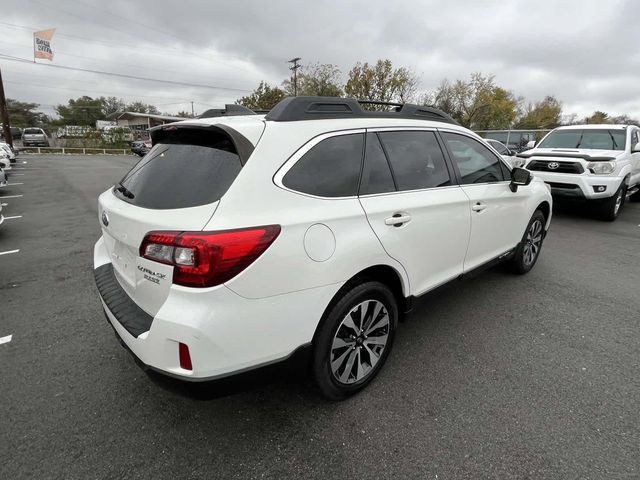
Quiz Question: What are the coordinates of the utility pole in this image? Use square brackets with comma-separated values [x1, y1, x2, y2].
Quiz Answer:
[0, 67, 13, 149]
[287, 57, 301, 96]
[190, 101, 194, 118]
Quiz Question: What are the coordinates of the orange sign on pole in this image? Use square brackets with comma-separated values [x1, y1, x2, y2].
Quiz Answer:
[34, 29, 56, 61]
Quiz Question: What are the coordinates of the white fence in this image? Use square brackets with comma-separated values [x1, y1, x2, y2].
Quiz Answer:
[18, 147, 132, 155]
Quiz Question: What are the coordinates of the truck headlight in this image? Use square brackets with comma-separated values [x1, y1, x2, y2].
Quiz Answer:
[511, 158, 527, 168]
[587, 162, 615, 174]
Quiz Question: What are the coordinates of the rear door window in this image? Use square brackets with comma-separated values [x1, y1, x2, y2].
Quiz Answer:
[282, 133, 364, 197]
[377, 131, 451, 191]
[116, 128, 243, 209]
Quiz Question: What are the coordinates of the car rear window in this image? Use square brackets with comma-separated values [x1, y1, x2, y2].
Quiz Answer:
[24, 128, 43, 134]
[116, 128, 242, 209]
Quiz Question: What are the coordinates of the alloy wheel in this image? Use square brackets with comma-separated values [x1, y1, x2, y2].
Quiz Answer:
[330, 300, 390, 385]
[614, 188, 624, 216]
[523, 219, 543, 266]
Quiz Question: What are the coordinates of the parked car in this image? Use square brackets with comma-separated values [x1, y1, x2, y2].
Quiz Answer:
[22, 128, 49, 147]
[515, 124, 640, 221]
[484, 131, 538, 152]
[0, 126, 22, 140]
[94, 96, 552, 399]
[0, 142, 16, 163]
[484, 138, 517, 165]
[131, 139, 151, 157]
[0, 152, 11, 175]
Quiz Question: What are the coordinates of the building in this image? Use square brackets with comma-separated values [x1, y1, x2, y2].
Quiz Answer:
[107, 112, 185, 139]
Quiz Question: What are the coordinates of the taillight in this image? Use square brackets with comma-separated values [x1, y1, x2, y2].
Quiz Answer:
[139, 225, 281, 288]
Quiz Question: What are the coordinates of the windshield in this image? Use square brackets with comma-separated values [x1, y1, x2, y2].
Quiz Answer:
[24, 128, 43, 134]
[539, 129, 626, 151]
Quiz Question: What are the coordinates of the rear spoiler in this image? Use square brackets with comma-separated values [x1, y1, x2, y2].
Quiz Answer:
[149, 124, 255, 165]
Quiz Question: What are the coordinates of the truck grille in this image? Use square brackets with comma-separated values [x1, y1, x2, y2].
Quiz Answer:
[527, 160, 584, 174]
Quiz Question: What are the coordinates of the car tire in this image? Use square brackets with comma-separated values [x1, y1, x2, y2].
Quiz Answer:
[312, 281, 398, 400]
[598, 183, 626, 221]
[509, 210, 546, 275]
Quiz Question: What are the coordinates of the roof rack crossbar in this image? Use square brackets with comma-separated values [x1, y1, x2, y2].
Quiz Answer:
[264, 96, 458, 125]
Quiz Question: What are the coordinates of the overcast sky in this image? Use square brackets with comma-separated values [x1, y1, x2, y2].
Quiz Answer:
[0, 0, 639, 120]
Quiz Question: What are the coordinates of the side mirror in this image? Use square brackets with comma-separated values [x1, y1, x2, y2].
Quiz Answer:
[525, 140, 536, 149]
[510, 167, 532, 192]
[632, 142, 640, 153]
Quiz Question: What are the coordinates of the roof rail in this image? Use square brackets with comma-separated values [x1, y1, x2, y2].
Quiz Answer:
[198, 104, 257, 119]
[264, 96, 458, 124]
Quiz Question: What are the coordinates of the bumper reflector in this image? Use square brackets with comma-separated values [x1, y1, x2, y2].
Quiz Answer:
[179, 342, 193, 370]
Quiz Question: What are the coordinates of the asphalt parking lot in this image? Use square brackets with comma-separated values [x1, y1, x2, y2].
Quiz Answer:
[1, 155, 639, 479]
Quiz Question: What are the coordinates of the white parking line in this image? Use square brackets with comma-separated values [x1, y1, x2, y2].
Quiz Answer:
[0, 195, 23, 199]
[6, 183, 23, 186]
[3, 215, 22, 220]
[0, 335, 12, 345]
[0, 249, 20, 256]
[11, 173, 25, 176]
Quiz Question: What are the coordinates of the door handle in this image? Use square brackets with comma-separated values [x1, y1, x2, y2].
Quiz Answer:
[385, 213, 411, 226]
[471, 202, 487, 212]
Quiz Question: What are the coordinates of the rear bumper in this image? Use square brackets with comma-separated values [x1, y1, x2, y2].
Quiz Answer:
[528, 171, 623, 200]
[93, 236, 340, 381]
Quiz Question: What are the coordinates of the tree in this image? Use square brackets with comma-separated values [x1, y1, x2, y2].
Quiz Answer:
[126, 101, 160, 115]
[584, 110, 609, 124]
[175, 110, 193, 118]
[282, 63, 343, 97]
[236, 81, 286, 110]
[6, 99, 49, 127]
[344, 59, 418, 107]
[55, 96, 106, 126]
[101, 96, 126, 116]
[516, 95, 562, 129]
[429, 73, 519, 129]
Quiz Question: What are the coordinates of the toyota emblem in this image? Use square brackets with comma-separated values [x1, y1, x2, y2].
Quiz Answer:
[101, 211, 109, 227]
[547, 162, 560, 170]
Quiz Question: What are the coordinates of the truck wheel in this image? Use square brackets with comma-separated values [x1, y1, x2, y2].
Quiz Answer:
[598, 183, 626, 221]
[312, 281, 397, 400]
[509, 210, 546, 275]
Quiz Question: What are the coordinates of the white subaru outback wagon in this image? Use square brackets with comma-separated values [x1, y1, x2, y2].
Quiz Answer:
[94, 97, 552, 399]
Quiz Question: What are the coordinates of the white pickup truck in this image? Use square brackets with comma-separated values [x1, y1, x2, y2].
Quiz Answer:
[514, 124, 640, 220]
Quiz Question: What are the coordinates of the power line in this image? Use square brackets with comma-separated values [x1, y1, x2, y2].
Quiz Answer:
[66, 0, 191, 45]
[0, 54, 251, 93]
[0, 20, 259, 76]
[0, 39, 251, 87]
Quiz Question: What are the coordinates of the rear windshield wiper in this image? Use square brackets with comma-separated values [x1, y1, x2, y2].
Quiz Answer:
[115, 182, 135, 199]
